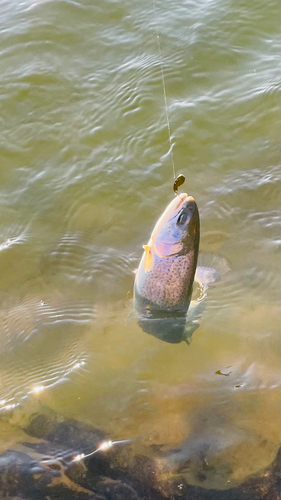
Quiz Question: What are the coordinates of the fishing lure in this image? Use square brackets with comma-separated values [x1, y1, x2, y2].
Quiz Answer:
[173, 174, 185, 194]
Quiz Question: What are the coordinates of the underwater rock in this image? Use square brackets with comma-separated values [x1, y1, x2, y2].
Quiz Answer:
[0, 410, 280, 500]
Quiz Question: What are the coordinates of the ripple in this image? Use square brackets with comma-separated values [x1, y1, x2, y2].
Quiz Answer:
[0, 292, 96, 409]
[0, 352, 88, 411]
[205, 261, 280, 310]
[0, 292, 97, 352]
[201, 164, 281, 244]
[41, 231, 137, 299]
[211, 164, 280, 197]
[0, 233, 28, 252]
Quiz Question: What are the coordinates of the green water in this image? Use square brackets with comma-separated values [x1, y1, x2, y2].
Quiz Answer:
[0, 0, 280, 489]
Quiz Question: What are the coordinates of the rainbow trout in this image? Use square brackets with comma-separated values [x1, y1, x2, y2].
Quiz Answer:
[134, 193, 200, 342]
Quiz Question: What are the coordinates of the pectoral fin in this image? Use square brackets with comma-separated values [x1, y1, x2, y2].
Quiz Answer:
[142, 244, 154, 273]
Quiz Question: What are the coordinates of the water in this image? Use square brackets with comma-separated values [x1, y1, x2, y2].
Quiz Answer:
[0, 0, 280, 490]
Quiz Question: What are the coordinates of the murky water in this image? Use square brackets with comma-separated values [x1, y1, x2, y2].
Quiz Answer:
[0, 0, 280, 490]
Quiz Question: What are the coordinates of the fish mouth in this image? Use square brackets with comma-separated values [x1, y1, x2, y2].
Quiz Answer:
[168, 194, 195, 222]
[178, 192, 188, 200]
[175, 192, 188, 207]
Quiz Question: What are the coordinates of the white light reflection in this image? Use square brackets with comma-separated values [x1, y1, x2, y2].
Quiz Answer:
[32, 385, 45, 394]
[72, 439, 132, 462]
[0, 357, 87, 413]
[0, 403, 17, 411]
[73, 361, 86, 370]
[98, 440, 113, 451]
[73, 453, 85, 462]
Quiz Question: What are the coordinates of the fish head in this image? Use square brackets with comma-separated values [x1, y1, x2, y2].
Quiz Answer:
[152, 193, 199, 258]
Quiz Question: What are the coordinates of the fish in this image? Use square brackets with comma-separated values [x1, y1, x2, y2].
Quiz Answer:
[134, 193, 200, 342]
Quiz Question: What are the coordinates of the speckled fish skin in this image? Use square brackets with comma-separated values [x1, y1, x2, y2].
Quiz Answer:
[134, 193, 200, 317]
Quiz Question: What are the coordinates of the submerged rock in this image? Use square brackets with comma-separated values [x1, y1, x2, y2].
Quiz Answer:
[0, 409, 280, 500]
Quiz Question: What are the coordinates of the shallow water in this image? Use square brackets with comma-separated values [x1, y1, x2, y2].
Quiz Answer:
[0, 0, 280, 490]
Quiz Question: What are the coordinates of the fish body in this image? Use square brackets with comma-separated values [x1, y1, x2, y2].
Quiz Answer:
[134, 193, 200, 341]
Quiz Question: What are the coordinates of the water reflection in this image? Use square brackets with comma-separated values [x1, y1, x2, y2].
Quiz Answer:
[0, 289, 92, 411]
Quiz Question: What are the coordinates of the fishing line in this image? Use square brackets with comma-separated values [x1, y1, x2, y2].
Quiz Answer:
[152, 0, 176, 180]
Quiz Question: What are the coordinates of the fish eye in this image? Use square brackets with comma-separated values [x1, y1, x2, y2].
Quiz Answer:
[177, 212, 189, 225]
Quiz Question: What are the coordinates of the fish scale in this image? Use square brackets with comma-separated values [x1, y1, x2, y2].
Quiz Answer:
[137, 253, 195, 309]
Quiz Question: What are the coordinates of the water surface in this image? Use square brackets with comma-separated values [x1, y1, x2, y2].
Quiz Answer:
[0, 0, 280, 489]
